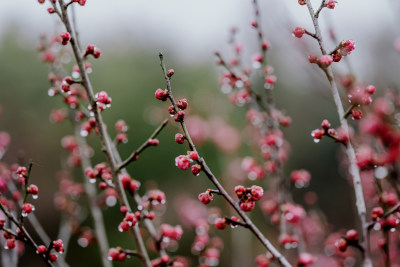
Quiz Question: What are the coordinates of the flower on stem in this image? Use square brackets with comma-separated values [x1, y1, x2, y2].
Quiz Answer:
[5, 239, 16, 250]
[177, 99, 188, 110]
[36, 245, 47, 254]
[108, 247, 127, 261]
[297, 252, 314, 266]
[255, 254, 270, 267]
[191, 164, 202, 176]
[72, 0, 87, 6]
[298, 0, 306, 5]
[60, 32, 71, 46]
[22, 203, 35, 216]
[95, 91, 112, 109]
[281, 203, 305, 224]
[319, 55, 333, 67]
[53, 239, 64, 254]
[167, 69, 175, 78]
[175, 155, 190, 170]
[214, 218, 227, 230]
[293, 27, 306, 38]
[279, 233, 299, 249]
[155, 88, 169, 101]
[351, 109, 363, 120]
[324, 0, 336, 9]
[371, 207, 384, 220]
[175, 133, 185, 144]
[290, 169, 311, 188]
[198, 190, 213, 205]
[27, 184, 39, 199]
[160, 224, 183, 241]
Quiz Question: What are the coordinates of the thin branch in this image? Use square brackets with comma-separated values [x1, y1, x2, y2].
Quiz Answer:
[74, 121, 112, 267]
[159, 53, 292, 267]
[314, 0, 325, 18]
[56, 1, 151, 266]
[304, 1, 371, 266]
[0, 203, 54, 266]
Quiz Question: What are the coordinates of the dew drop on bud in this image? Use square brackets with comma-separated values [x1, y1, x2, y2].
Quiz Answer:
[313, 138, 320, 143]
[32, 194, 38, 200]
[72, 72, 80, 79]
[48, 89, 55, 96]
[77, 238, 89, 247]
[220, 85, 232, 94]
[373, 223, 381, 231]
[80, 130, 89, 137]
[264, 83, 273, 90]
[22, 212, 28, 217]
[107, 256, 112, 261]
[235, 80, 244, 88]
[374, 166, 388, 179]
[252, 61, 261, 69]
[106, 196, 117, 207]
[118, 225, 123, 232]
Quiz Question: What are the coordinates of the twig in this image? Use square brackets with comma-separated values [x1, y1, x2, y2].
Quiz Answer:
[118, 119, 169, 171]
[56, 1, 151, 266]
[159, 53, 292, 267]
[0, 203, 54, 266]
[74, 121, 112, 267]
[304, 1, 371, 266]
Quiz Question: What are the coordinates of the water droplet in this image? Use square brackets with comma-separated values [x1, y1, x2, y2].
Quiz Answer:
[375, 166, 388, 179]
[89, 178, 96, 184]
[390, 228, 396, 232]
[161, 199, 166, 204]
[264, 83, 273, 90]
[106, 196, 117, 207]
[313, 138, 320, 143]
[248, 172, 257, 181]
[22, 212, 28, 217]
[252, 62, 261, 69]
[118, 226, 123, 232]
[32, 194, 38, 200]
[48, 89, 55, 96]
[373, 223, 381, 231]
[72, 72, 80, 79]
[107, 256, 112, 261]
[4, 245, 9, 249]
[80, 130, 89, 137]
[221, 85, 232, 94]
[235, 80, 244, 88]
[77, 238, 89, 247]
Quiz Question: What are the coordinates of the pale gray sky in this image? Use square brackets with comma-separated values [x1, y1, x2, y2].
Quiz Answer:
[0, 0, 399, 68]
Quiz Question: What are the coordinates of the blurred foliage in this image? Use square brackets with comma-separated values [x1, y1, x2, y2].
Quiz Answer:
[0, 28, 358, 266]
